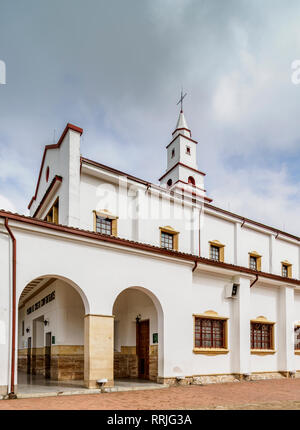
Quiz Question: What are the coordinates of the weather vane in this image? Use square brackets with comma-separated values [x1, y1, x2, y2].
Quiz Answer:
[177, 89, 187, 112]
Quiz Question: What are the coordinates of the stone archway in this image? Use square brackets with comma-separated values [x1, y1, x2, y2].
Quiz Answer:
[112, 287, 164, 383]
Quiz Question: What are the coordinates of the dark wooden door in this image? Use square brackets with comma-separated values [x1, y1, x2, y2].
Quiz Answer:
[136, 320, 149, 379]
[45, 332, 51, 379]
[27, 337, 31, 374]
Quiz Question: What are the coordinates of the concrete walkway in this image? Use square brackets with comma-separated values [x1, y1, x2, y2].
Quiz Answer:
[14, 372, 168, 399]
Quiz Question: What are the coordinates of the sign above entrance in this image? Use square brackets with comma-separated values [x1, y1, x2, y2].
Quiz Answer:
[26, 291, 55, 315]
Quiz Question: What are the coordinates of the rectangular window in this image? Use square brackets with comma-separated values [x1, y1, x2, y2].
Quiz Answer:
[250, 256, 257, 270]
[44, 198, 59, 225]
[282, 263, 292, 278]
[161, 231, 174, 250]
[186, 146, 191, 155]
[194, 317, 226, 349]
[210, 245, 220, 261]
[251, 322, 273, 349]
[22, 320, 24, 337]
[282, 264, 288, 277]
[295, 326, 300, 350]
[171, 148, 175, 158]
[96, 215, 112, 235]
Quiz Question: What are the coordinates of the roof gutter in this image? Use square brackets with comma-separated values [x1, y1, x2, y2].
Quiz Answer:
[4, 218, 17, 398]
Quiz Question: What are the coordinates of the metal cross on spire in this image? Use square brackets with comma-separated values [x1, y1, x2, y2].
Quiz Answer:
[177, 89, 187, 112]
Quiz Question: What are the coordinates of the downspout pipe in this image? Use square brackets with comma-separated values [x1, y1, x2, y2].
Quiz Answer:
[4, 218, 17, 398]
[250, 274, 259, 288]
[192, 260, 198, 272]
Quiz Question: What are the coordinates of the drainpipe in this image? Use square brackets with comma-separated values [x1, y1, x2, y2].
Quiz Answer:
[250, 275, 259, 288]
[4, 218, 17, 398]
[192, 260, 198, 272]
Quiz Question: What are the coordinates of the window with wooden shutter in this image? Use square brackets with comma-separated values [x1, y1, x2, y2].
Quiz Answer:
[44, 198, 59, 225]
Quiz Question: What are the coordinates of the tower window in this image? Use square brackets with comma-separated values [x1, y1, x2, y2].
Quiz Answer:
[188, 176, 195, 186]
[167, 179, 173, 187]
[186, 146, 191, 155]
[171, 148, 175, 158]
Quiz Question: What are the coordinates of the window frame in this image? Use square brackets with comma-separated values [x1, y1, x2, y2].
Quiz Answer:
[44, 197, 59, 225]
[159, 226, 179, 251]
[281, 261, 292, 278]
[249, 252, 262, 271]
[294, 324, 300, 353]
[193, 312, 229, 355]
[93, 210, 118, 236]
[209, 240, 225, 262]
[250, 317, 276, 355]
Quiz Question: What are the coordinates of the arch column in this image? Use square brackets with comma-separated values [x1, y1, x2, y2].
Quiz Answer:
[84, 314, 114, 388]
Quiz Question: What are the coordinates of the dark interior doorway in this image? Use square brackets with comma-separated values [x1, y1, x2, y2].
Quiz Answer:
[45, 332, 51, 379]
[136, 319, 149, 379]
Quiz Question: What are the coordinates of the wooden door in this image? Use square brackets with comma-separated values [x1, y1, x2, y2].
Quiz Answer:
[136, 320, 149, 379]
[45, 332, 51, 379]
[27, 337, 31, 374]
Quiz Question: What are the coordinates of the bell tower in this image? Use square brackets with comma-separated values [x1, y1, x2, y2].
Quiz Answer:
[159, 93, 212, 203]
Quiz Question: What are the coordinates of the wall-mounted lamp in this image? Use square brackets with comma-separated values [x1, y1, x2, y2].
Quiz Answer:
[44, 319, 49, 326]
[26, 327, 30, 333]
[136, 314, 141, 324]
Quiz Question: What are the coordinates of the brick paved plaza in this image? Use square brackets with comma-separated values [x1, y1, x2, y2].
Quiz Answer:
[1, 378, 300, 410]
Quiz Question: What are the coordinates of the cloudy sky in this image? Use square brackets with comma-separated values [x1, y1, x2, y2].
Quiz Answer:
[1, 0, 300, 234]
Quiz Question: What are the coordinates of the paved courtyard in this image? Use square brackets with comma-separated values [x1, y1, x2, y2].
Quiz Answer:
[1, 378, 300, 409]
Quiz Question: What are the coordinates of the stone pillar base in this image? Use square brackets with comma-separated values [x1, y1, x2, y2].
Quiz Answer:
[84, 314, 114, 389]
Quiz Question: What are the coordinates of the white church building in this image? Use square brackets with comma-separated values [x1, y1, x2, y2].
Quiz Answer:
[1, 107, 300, 397]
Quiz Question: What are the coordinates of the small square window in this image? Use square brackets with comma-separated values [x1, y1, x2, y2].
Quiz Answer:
[161, 231, 174, 250]
[250, 256, 257, 270]
[210, 245, 220, 261]
[96, 216, 112, 235]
